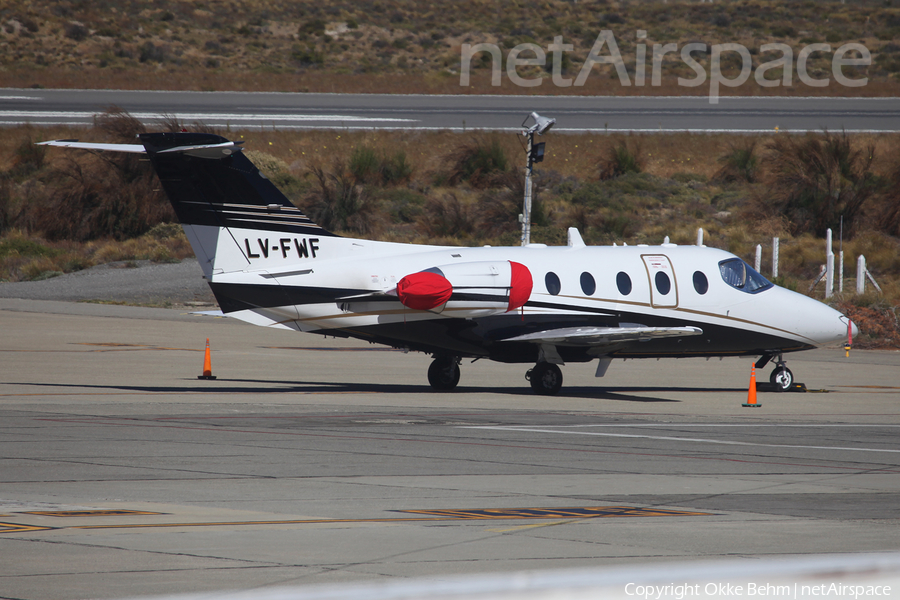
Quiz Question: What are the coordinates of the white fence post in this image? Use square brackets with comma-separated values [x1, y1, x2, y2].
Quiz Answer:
[772, 237, 779, 279]
[825, 229, 834, 299]
[755, 244, 762, 273]
[857, 255, 866, 295]
[839, 250, 844, 294]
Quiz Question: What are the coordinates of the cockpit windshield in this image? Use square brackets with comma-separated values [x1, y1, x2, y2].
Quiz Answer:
[718, 258, 773, 294]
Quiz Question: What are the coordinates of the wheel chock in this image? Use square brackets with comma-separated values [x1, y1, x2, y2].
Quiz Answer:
[756, 381, 809, 393]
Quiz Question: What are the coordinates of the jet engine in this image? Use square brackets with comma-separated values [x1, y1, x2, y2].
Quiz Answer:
[396, 261, 532, 318]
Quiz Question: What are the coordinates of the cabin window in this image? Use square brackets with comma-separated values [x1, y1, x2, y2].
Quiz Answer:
[693, 271, 709, 295]
[616, 272, 632, 295]
[580, 272, 596, 296]
[718, 258, 773, 294]
[545, 272, 561, 295]
[655, 271, 671, 295]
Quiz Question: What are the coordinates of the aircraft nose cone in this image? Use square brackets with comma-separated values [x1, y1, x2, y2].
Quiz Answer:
[816, 308, 854, 346]
[781, 290, 854, 347]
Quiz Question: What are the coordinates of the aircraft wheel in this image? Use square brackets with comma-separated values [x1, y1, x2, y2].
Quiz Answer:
[527, 363, 563, 396]
[428, 356, 460, 391]
[769, 365, 794, 392]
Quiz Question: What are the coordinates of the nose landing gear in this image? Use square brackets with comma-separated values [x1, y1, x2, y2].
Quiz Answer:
[757, 353, 795, 392]
[770, 362, 794, 392]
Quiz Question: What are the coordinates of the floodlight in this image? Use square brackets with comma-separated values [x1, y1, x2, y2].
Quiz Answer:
[523, 111, 556, 136]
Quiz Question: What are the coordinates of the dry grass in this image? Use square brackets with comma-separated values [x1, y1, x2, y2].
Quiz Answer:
[0, 226, 194, 283]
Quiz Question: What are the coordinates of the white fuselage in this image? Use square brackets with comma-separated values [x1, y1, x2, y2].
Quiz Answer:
[204, 228, 850, 362]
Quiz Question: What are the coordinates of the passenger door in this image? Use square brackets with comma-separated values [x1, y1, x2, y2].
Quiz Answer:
[641, 254, 678, 308]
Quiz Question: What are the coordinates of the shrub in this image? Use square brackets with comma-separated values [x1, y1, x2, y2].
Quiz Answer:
[139, 42, 168, 63]
[292, 45, 324, 67]
[299, 19, 327, 36]
[149, 244, 177, 263]
[10, 137, 46, 178]
[380, 188, 426, 223]
[349, 146, 413, 186]
[762, 131, 878, 236]
[350, 146, 379, 183]
[146, 222, 185, 240]
[0, 233, 61, 260]
[874, 145, 900, 237]
[94, 105, 146, 141]
[442, 137, 509, 188]
[23, 117, 173, 241]
[836, 300, 900, 349]
[64, 22, 88, 41]
[379, 151, 413, 185]
[419, 193, 475, 238]
[0, 178, 11, 232]
[713, 139, 759, 183]
[306, 163, 375, 234]
[599, 138, 643, 180]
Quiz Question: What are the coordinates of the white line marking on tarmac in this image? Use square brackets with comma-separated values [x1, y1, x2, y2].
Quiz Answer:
[463, 424, 900, 454]
[498, 424, 900, 428]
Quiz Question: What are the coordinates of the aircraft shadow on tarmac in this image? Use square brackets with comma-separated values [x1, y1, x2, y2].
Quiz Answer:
[10, 380, 748, 403]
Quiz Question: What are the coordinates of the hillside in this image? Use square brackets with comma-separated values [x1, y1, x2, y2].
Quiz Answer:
[1, 0, 899, 95]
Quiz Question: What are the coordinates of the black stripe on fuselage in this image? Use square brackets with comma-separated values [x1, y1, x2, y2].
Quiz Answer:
[331, 311, 812, 363]
[207, 281, 811, 362]
[208, 282, 363, 313]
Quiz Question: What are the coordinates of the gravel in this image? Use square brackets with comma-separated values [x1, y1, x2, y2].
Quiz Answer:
[0, 259, 217, 307]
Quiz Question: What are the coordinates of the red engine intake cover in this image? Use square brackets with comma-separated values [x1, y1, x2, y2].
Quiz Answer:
[507, 261, 533, 311]
[397, 271, 453, 311]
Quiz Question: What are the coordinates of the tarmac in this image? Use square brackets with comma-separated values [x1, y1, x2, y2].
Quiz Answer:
[1, 292, 899, 600]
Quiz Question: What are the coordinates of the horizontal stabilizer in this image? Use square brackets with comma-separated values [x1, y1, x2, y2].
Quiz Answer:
[37, 139, 243, 159]
[503, 325, 703, 347]
[190, 310, 225, 317]
[37, 140, 146, 153]
[218, 308, 295, 330]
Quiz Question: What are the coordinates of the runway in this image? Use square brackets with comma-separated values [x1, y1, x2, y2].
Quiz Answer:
[2, 89, 899, 132]
[2, 298, 899, 599]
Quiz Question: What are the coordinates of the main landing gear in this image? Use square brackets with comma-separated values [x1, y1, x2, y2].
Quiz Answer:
[526, 362, 563, 396]
[757, 353, 794, 392]
[427, 356, 460, 391]
[427, 356, 564, 395]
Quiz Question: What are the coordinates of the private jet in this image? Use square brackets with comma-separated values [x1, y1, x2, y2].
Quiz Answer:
[39, 132, 854, 395]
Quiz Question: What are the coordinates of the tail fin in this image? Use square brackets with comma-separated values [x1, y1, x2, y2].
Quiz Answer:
[139, 132, 336, 277]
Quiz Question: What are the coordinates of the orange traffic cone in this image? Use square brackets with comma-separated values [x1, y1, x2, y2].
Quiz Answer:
[742, 363, 760, 408]
[198, 338, 216, 380]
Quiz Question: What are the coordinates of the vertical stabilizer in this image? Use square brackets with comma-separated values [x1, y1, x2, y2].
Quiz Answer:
[139, 132, 336, 278]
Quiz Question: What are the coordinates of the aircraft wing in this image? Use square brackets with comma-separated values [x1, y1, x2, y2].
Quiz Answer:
[502, 325, 703, 347]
